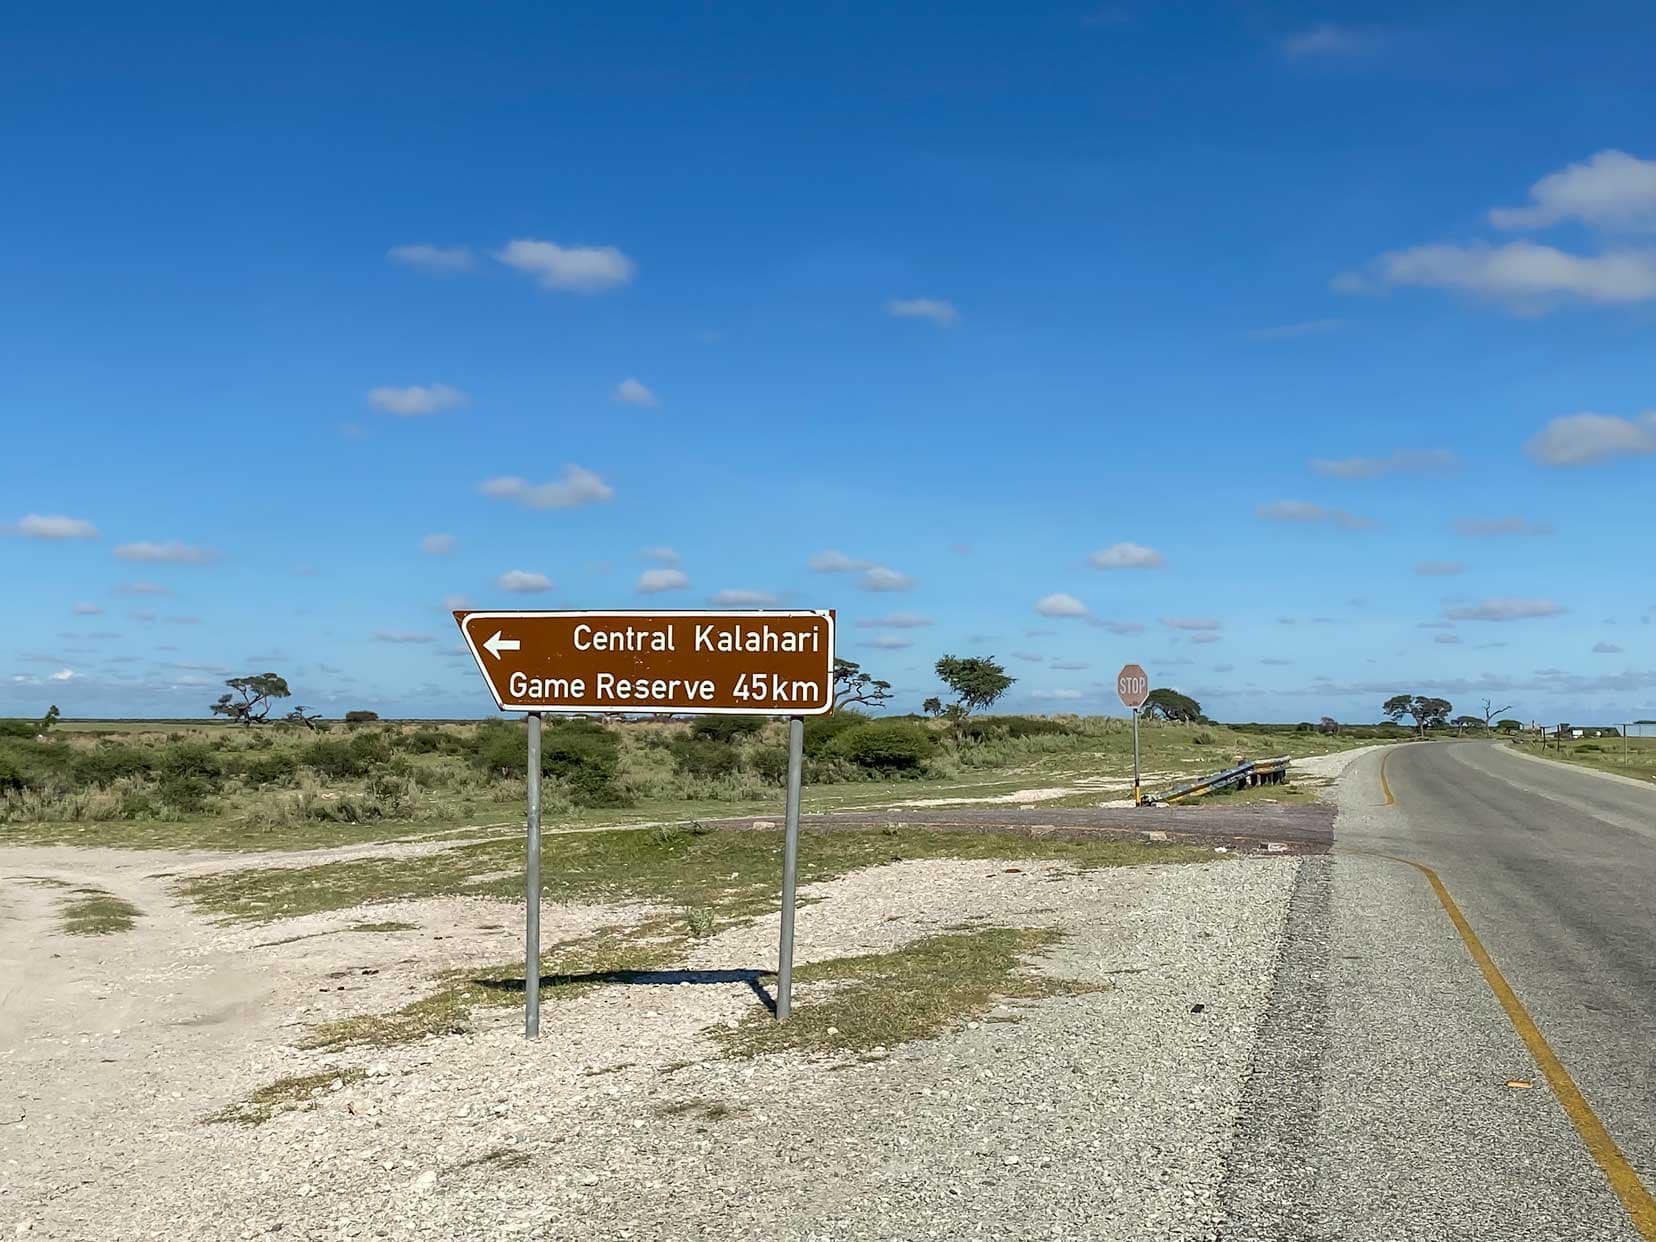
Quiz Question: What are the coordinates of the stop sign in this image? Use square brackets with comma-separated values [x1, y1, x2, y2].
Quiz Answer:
[1117, 663, 1149, 710]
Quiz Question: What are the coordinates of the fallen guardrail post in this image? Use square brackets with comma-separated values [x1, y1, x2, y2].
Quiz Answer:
[1145, 755, 1291, 806]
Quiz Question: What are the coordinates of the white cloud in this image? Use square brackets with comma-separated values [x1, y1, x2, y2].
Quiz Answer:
[643, 546, 679, 565]
[443, 594, 470, 611]
[1087, 541, 1165, 569]
[1248, 318, 1343, 340]
[1435, 633, 1462, 645]
[1050, 660, 1089, 671]
[1524, 411, 1656, 467]
[865, 634, 912, 650]
[858, 566, 913, 592]
[387, 243, 475, 273]
[710, 589, 777, 607]
[1310, 449, 1458, 478]
[114, 541, 218, 564]
[1338, 241, 1656, 309]
[1593, 641, 1624, 654]
[14, 514, 99, 539]
[887, 298, 959, 327]
[1444, 598, 1566, 622]
[495, 239, 636, 293]
[856, 612, 932, 628]
[614, 378, 659, 408]
[120, 581, 170, 595]
[480, 467, 614, 510]
[369, 384, 470, 416]
[1035, 593, 1090, 618]
[1257, 500, 1375, 529]
[1190, 633, 1222, 645]
[72, 602, 102, 615]
[1162, 617, 1221, 631]
[49, 668, 77, 681]
[373, 631, 435, 643]
[1031, 688, 1084, 701]
[1490, 151, 1656, 233]
[1416, 561, 1465, 576]
[1092, 619, 1144, 635]
[638, 568, 690, 594]
[421, 533, 457, 555]
[1281, 23, 1371, 58]
[497, 570, 553, 594]
[1455, 515, 1554, 537]
[809, 549, 874, 573]
[1011, 650, 1045, 663]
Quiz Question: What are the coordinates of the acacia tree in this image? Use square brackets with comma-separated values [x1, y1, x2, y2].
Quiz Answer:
[1480, 697, 1514, 730]
[285, 705, 321, 731]
[1452, 715, 1483, 735]
[833, 658, 893, 711]
[211, 673, 291, 726]
[1143, 688, 1202, 723]
[932, 655, 1014, 725]
[1382, 694, 1453, 736]
[39, 704, 60, 732]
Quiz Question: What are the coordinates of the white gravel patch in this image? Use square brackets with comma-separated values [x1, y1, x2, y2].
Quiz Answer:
[4, 853, 1299, 1241]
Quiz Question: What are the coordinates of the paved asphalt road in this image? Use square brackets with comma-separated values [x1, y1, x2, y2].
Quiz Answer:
[1218, 741, 1656, 1241]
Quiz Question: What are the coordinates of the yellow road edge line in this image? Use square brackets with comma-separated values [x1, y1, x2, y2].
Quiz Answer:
[1379, 749, 1396, 806]
[1383, 851, 1656, 1238]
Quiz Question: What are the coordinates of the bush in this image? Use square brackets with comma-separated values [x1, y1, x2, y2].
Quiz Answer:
[0, 720, 40, 740]
[73, 745, 157, 786]
[241, 750, 299, 786]
[747, 746, 791, 786]
[408, 728, 447, 753]
[303, 739, 369, 779]
[803, 711, 870, 758]
[688, 716, 766, 743]
[473, 721, 527, 777]
[670, 737, 741, 780]
[344, 710, 379, 724]
[1192, 730, 1215, 746]
[827, 721, 935, 773]
[541, 720, 625, 807]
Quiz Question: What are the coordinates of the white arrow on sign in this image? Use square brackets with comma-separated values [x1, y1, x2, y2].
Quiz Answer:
[482, 630, 521, 661]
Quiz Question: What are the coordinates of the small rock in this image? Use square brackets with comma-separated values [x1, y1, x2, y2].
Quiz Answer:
[825, 1026, 839, 1036]
[367, 1062, 391, 1077]
[1004, 1155, 1020, 1166]
[412, 1170, 438, 1194]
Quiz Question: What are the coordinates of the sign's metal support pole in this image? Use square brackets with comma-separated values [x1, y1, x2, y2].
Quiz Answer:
[1132, 708, 1142, 807]
[776, 715, 805, 1021]
[525, 711, 542, 1040]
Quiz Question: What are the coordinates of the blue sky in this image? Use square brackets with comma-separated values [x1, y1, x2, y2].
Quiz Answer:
[5, 2, 1656, 724]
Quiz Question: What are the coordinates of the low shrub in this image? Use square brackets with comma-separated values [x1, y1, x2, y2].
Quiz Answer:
[803, 711, 870, 758]
[241, 750, 299, 786]
[670, 737, 741, 780]
[747, 746, 791, 785]
[827, 720, 935, 773]
[688, 716, 766, 743]
[73, 746, 158, 786]
[541, 720, 625, 807]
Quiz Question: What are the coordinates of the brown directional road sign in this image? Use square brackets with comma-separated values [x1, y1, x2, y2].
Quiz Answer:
[455, 610, 836, 716]
[1117, 663, 1150, 710]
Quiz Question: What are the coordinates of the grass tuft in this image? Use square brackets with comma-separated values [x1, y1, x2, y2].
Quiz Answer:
[201, 1068, 365, 1126]
[59, 887, 141, 936]
[713, 925, 1101, 1059]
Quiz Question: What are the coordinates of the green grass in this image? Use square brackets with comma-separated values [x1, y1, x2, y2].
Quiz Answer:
[1510, 735, 1656, 786]
[59, 886, 141, 935]
[713, 926, 1100, 1058]
[201, 1067, 366, 1126]
[176, 823, 1212, 926]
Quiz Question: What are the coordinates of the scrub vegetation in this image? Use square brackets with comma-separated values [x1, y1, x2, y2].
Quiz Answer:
[0, 713, 1377, 850]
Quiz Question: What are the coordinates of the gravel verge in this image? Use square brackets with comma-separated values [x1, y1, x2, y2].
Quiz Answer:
[4, 854, 1300, 1241]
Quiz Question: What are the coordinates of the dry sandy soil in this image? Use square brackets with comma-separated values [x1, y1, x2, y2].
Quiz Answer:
[0, 758, 1380, 1240]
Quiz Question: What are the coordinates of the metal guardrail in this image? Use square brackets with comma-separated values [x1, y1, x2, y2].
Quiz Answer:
[1145, 755, 1291, 806]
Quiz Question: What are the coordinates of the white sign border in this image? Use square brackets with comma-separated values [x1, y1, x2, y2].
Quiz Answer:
[456, 608, 838, 716]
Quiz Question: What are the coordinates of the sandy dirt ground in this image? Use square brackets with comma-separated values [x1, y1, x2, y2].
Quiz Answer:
[0, 759, 1380, 1239]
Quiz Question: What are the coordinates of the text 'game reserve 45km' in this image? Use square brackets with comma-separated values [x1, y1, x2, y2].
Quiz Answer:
[454, 610, 836, 715]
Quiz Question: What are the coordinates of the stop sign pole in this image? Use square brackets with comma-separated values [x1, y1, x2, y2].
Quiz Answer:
[1117, 664, 1150, 805]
